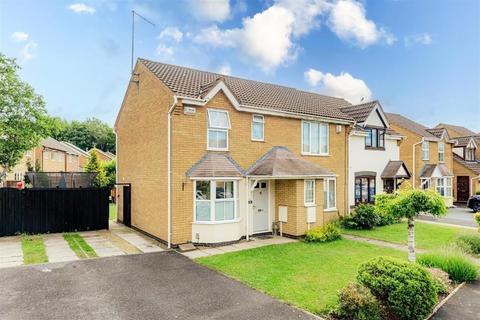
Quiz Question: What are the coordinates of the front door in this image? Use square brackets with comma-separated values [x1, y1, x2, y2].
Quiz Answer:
[457, 176, 470, 202]
[252, 181, 269, 233]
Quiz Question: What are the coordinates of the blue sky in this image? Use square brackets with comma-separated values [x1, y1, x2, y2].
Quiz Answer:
[1, 0, 479, 131]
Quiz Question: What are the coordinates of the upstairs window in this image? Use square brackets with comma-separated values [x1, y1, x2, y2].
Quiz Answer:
[251, 115, 264, 141]
[207, 109, 230, 150]
[304, 180, 315, 206]
[365, 128, 385, 149]
[422, 141, 430, 160]
[466, 148, 475, 161]
[438, 142, 445, 163]
[302, 121, 328, 155]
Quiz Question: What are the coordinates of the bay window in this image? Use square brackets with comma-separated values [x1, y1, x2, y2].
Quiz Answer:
[422, 141, 429, 160]
[195, 180, 237, 222]
[304, 180, 315, 206]
[438, 142, 445, 163]
[436, 177, 452, 197]
[251, 115, 264, 141]
[323, 178, 336, 210]
[207, 109, 230, 150]
[302, 121, 328, 155]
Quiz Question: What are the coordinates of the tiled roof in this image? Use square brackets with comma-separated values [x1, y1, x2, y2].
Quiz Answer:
[381, 161, 410, 179]
[245, 146, 334, 177]
[419, 164, 453, 178]
[340, 100, 378, 123]
[426, 128, 445, 139]
[40, 137, 71, 153]
[139, 59, 354, 121]
[453, 154, 480, 175]
[453, 135, 480, 147]
[62, 141, 90, 157]
[187, 153, 244, 178]
[435, 123, 476, 137]
[385, 113, 438, 139]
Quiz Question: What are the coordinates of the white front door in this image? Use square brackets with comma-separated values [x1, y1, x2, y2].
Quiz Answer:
[252, 181, 269, 233]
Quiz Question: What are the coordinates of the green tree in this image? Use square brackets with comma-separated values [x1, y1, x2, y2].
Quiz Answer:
[0, 53, 52, 181]
[85, 148, 108, 187]
[103, 159, 116, 189]
[384, 187, 447, 262]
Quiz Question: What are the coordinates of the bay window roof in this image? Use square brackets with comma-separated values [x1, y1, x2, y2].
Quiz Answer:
[187, 153, 244, 178]
[419, 164, 453, 178]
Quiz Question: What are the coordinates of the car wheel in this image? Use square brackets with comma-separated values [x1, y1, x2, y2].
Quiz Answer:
[473, 203, 480, 213]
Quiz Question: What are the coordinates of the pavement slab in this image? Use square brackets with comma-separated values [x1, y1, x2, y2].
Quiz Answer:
[81, 233, 125, 258]
[114, 232, 164, 253]
[0, 238, 23, 268]
[44, 236, 79, 263]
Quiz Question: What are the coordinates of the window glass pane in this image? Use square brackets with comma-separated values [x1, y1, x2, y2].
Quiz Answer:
[225, 181, 234, 198]
[224, 201, 234, 220]
[196, 181, 210, 200]
[253, 115, 263, 122]
[320, 123, 328, 154]
[216, 181, 226, 199]
[311, 123, 320, 154]
[208, 110, 229, 128]
[196, 202, 210, 221]
[371, 129, 378, 148]
[208, 130, 227, 149]
[361, 178, 368, 202]
[365, 129, 372, 146]
[379, 131, 385, 148]
[303, 122, 310, 152]
[215, 201, 225, 221]
[252, 122, 263, 140]
[355, 178, 361, 202]
[369, 178, 375, 202]
[329, 179, 336, 208]
[305, 180, 314, 203]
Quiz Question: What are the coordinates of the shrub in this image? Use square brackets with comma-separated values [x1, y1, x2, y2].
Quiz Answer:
[418, 251, 478, 283]
[426, 267, 452, 295]
[304, 223, 341, 243]
[341, 204, 379, 230]
[357, 257, 437, 320]
[476, 191, 480, 195]
[373, 193, 400, 226]
[331, 283, 385, 320]
[474, 213, 480, 228]
[456, 234, 480, 255]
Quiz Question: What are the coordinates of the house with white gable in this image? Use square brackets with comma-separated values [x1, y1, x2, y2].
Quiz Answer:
[340, 101, 410, 208]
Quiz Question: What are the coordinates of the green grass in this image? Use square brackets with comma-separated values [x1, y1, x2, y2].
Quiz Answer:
[196, 239, 406, 315]
[342, 221, 477, 251]
[21, 235, 48, 265]
[63, 233, 98, 259]
[109, 203, 117, 220]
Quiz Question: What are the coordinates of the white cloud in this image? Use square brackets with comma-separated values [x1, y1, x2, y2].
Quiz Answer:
[11, 32, 29, 42]
[404, 33, 432, 47]
[68, 3, 96, 14]
[305, 68, 372, 104]
[189, 0, 230, 22]
[216, 64, 231, 75]
[276, 0, 330, 37]
[20, 41, 38, 62]
[194, 25, 237, 47]
[328, 0, 395, 48]
[159, 27, 183, 43]
[155, 44, 174, 57]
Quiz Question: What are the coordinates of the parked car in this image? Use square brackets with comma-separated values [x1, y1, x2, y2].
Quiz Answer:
[467, 195, 480, 212]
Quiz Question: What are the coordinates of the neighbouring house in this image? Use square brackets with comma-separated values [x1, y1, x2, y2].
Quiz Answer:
[3, 137, 82, 187]
[62, 141, 91, 171]
[434, 123, 477, 138]
[386, 113, 455, 207]
[451, 135, 480, 202]
[90, 148, 115, 162]
[115, 58, 360, 247]
[340, 101, 410, 208]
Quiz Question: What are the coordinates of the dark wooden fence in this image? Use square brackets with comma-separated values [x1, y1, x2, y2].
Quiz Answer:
[0, 188, 109, 237]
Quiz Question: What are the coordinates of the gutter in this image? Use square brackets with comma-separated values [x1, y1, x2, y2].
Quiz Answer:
[412, 139, 425, 188]
[166, 96, 178, 249]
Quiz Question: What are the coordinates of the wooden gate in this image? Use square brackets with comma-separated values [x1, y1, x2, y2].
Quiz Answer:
[457, 176, 470, 202]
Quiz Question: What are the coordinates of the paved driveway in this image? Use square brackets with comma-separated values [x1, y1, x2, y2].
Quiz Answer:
[418, 206, 477, 228]
[0, 252, 316, 320]
[432, 281, 480, 320]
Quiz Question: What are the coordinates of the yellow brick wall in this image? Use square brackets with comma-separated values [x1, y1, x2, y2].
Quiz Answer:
[115, 62, 171, 241]
[453, 160, 480, 200]
[171, 91, 349, 243]
[41, 150, 66, 172]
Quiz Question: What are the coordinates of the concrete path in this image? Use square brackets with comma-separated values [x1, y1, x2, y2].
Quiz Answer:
[181, 236, 296, 259]
[81, 231, 126, 258]
[0, 252, 317, 320]
[0, 236, 23, 268]
[44, 235, 79, 263]
[431, 280, 480, 320]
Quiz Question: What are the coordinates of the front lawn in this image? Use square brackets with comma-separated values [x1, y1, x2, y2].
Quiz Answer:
[342, 220, 477, 251]
[196, 239, 406, 315]
[21, 235, 48, 265]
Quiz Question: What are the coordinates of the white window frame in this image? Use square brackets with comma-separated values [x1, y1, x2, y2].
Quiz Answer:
[323, 178, 337, 211]
[422, 141, 429, 160]
[438, 142, 445, 163]
[251, 114, 265, 141]
[207, 109, 230, 151]
[421, 178, 431, 190]
[304, 180, 315, 206]
[466, 148, 475, 161]
[194, 179, 239, 224]
[436, 177, 452, 197]
[301, 121, 329, 156]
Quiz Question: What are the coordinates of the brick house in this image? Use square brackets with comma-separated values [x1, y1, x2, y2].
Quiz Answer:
[451, 135, 480, 202]
[386, 113, 455, 207]
[115, 59, 369, 247]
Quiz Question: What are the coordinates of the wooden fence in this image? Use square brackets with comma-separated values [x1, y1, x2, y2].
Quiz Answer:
[0, 188, 109, 237]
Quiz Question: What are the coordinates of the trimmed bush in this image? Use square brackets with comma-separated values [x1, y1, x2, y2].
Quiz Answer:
[418, 251, 478, 283]
[456, 234, 480, 255]
[426, 267, 452, 295]
[304, 223, 341, 243]
[357, 257, 437, 320]
[341, 204, 379, 230]
[332, 283, 385, 320]
[373, 193, 400, 226]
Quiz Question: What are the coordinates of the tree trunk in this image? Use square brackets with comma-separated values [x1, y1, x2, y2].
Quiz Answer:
[408, 217, 416, 262]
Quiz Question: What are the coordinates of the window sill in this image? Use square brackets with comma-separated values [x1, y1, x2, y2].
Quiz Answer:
[301, 152, 330, 157]
[364, 147, 385, 151]
[207, 148, 229, 152]
[251, 139, 265, 142]
[304, 203, 316, 208]
[193, 218, 241, 225]
[324, 208, 337, 212]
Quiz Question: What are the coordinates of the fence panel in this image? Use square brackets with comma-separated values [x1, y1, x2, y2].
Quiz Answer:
[0, 188, 109, 237]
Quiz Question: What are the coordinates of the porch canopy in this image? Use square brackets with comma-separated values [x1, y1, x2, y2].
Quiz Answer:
[245, 146, 335, 179]
[381, 160, 411, 179]
[419, 164, 454, 178]
[186, 153, 244, 178]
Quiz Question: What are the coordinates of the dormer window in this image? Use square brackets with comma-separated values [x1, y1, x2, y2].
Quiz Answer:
[466, 147, 475, 161]
[207, 109, 230, 151]
[365, 128, 385, 149]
